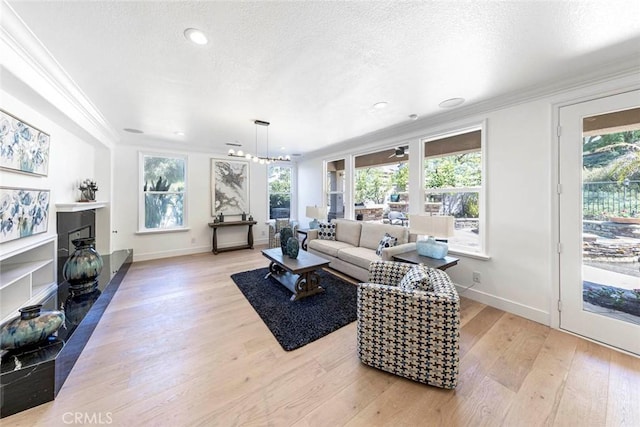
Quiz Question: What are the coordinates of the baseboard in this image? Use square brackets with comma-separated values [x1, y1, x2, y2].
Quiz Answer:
[134, 246, 211, 262]
[133, 238, 270, 262]
[455, 284, 551, 326]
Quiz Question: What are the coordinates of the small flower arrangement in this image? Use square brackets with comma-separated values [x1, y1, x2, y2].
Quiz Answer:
[78, 179, 98, 202]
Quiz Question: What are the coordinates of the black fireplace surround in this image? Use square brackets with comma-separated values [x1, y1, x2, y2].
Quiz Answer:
[0, 210, 133, 418]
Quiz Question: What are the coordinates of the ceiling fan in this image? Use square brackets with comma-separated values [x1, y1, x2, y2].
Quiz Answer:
[389, 146, 409, 158]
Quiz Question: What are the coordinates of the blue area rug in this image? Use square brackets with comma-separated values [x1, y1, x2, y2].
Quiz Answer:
[231, 267, 357, 351]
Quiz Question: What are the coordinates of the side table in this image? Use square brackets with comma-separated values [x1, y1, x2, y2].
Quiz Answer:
[296, 228, 311, 250]
[392, 250, 459, 271]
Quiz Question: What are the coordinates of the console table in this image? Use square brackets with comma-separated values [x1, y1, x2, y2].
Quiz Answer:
[208, 220, 257, 254]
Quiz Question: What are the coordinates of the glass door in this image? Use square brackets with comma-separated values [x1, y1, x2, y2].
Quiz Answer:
[558, 90, 640, 355]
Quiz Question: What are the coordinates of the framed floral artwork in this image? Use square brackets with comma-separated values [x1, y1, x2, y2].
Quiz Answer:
[211, 159, 249, 216]
[0, 109, 50, 176]
[0, 187, 50, 243]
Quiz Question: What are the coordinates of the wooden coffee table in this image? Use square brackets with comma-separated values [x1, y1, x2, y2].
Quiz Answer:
[262, 248, 330, 301]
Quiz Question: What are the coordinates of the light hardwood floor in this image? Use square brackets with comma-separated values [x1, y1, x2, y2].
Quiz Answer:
[5, 248, 640, 426]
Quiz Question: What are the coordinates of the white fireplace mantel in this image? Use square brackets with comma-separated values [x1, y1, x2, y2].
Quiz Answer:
[56, 201, 108, 212]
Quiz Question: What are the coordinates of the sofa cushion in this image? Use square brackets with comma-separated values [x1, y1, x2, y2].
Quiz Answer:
[359, 222, 409, 250]
[318, 222, 336, 240]
[398, 265, 433, 291]
[336, 246, 380, 271]
[376, 233, 397, 256]
[308, 239, 353, 258]
[334, 219, 362, 247]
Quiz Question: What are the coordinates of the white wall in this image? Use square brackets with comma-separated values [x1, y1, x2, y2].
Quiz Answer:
[448, 99, 553, 323]
[297, 157, 325, 228]
[0, 89, 97, 256]
[112, 145, 274, 261]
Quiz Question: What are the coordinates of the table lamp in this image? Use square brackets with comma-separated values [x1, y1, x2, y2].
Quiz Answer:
[409, 214, 455, 259]
[306, 206, 327, 229]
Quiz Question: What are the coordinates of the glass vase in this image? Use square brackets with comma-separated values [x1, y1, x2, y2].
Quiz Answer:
[0, 305, 65, 350]
[63, 237, 104, 289]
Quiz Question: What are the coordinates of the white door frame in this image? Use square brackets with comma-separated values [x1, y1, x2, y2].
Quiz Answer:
[550, 77, 640, 330]
[555, 89, 640, 355]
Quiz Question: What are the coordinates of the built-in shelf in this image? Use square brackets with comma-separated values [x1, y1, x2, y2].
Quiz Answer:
[0, 236, 57, 322]
[0, 260, 52, 290]
[55, 201, 107, 212]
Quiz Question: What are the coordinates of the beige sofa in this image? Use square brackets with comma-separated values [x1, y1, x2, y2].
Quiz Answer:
[306, 219, 416, 282]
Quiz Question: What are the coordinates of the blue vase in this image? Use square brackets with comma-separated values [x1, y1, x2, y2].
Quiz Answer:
[286, 237, 300, 258]
[280, 227, 293, 254]
[0, 305, 65, 350]
[63, 237, 103, 288]
[416, 236, 449, 259]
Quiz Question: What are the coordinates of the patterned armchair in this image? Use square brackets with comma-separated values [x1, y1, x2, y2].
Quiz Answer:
[268, 218, 299, 248]
[357, 260, 460, 389]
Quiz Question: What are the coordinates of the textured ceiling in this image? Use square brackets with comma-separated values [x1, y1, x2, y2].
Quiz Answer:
[7, 1, 640, 158]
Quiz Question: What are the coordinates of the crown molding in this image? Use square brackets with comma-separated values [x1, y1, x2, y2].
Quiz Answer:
[0, 0, 119, 147]
[305, 56, 640, 161]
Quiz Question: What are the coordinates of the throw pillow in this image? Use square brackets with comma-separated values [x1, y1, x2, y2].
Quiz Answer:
[398, 265, 433, 292]
[318, 222, 336, 240]
[376, 232, 398, 256]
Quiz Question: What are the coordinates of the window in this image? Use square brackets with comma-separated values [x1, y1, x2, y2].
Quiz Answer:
[139, 153, 187, 231]
[325, 159, 345, 221]
[268, 165, 292, 219]
[354, 147, 409, 222]
[423, 128, 484, 254]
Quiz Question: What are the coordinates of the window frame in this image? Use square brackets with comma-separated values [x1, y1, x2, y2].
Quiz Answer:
[138, 151, 188, 233]
[267, 164, 294, 220]
[421, 122, 487, 257]
[324, 158, 346, 222]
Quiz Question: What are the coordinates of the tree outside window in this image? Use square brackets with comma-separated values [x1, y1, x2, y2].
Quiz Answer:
[140, 154, 186, 230]
[424, 128, 483, 254]
[269, 165, 292, 219]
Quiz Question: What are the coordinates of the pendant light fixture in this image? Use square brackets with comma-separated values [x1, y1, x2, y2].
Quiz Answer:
[228, 120, 291, 163]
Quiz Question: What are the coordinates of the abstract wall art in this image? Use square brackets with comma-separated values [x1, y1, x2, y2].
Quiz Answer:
[0, 109, 50, 176]
[0, 187, 50, 243]
[211, 159, 249, 216]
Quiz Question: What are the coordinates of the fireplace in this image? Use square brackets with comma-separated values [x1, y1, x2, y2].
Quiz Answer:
[56, 210, 95, 284]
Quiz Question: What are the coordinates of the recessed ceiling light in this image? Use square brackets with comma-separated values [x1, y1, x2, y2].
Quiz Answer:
[174, 131, 185, 136]
[409, 114, 418, 120]
[123, 128, 144, 134]
[184, 28, 208, 45]
[439, 98, 465, 108]
[373, 101, 388, 109]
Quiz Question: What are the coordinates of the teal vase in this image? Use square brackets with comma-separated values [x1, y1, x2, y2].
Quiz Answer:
[280, 227, 293, 254]
[416, 236, 449, 259]
[63, 237, 103, 289]
[0, 305, 65, 350]
[286, 237, 300, 258]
